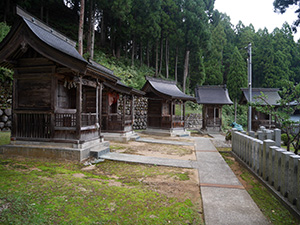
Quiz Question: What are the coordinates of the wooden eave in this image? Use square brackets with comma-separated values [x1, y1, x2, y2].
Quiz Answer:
[0, 18, 87, 74]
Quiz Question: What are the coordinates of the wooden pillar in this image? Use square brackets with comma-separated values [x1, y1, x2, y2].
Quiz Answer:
[202, 105, 206, 130]
[50, 74, 57, 139]
[171, 101, 174, 129]
[220, 106, 222, 129]
[122, 95, 126, 128]
[98, 82, 102, 137]
[76, 76, 82, 141]
[183, 101, 186, 127]
[11, 70, 18, 139]
[131, 95, 134, 126]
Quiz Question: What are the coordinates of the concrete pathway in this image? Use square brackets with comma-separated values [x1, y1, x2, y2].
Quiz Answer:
[100, 136, 270, 224]
[100, 152, 197, 168]
[194, 137, 270, 225]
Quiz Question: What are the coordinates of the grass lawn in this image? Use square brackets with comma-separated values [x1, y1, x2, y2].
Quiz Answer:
[220, 152, 300, 225]
[0, 156, 203, 224]
[0, 131, 10, 145]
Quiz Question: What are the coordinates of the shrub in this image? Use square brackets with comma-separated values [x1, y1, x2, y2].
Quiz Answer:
[281, 133, 292, 146]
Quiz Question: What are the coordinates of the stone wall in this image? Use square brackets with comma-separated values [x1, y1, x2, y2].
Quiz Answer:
[0, 108, 12, 131]
[185, 113, 202, 129]
[232, 127, 300, 214]
[133, 97, 147, 130]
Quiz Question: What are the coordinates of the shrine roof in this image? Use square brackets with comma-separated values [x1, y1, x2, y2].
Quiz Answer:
[141, 76, 195, 101]
[240, 88, 281, 105]
[195, 85, 233, 105]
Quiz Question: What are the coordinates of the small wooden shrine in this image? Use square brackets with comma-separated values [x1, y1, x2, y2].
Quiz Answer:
[141, 76, 195, 136]
[195, 85, 233, 132]
[101, 80, 144, 142]
[240, 88, 281, 131]
[0, 7, 125, 161]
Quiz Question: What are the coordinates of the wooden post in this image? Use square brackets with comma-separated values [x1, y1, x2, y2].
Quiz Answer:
[76, 76, 82, 141]
[11, 70, 17, 139]
[183, 101, 186, 128]
[50, 74, 57, 138]
[98, 82, 102, 137]
[131, 95, 134, 126]
[122, 95, 126, 129]
[171, 101, 174, 129]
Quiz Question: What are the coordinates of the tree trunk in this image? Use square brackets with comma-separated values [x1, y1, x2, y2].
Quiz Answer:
[40, 5, 44, 21]
[78, 0, 85, 56]
[140, 41, 143, 66]
[90, 17, 95, 59]
[4, 0, 9, 23]
[175, 46, 178, 83]
[147, 40, 150, 67]
[159, 36, 163, 75]
[87, 0, 94, 55]
[131, 36, 135, 66]
[183, 50, 190, 93]
[165, 37, 169, 79]
[155, 40, 159, 77]
[234, 100, 237, 122]
[100, 10, 106, 47]
[46, 7, 49, 24]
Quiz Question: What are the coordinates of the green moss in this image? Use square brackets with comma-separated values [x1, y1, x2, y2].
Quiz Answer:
[221, 153, 300, 224]
[0, 131, 10, 145]
[0, 157, 203, 224]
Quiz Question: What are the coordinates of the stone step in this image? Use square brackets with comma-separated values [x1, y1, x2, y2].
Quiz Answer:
[90, 145, 110, 159]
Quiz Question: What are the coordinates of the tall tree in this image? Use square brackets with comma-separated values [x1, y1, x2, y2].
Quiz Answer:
[227, 46, 247, 120]
[181, 0, 210, 92]
[78, 0, 85, 56]
[273, 0, 300, 32]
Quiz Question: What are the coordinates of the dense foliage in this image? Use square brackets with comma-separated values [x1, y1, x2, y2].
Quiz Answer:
[1, 0, 300, 96]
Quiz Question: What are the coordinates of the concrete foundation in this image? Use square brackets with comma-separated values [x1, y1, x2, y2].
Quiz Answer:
[144, 128, 191, 137]
[102, 131, 140, 142]
[0, 138, 110, 162]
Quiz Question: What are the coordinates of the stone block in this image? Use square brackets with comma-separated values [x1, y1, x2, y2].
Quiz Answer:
[268, 146, 278, 186]
[257, 131, 264, 141]
[1, 115, 8, 122]
[280, 151, 295, 197]
[4, 108, 11, 116]
[262, 140, 275, 181]
[274, 129, 281, 147]
[288, 155, 300, 204]
[274, 148, 285, 191]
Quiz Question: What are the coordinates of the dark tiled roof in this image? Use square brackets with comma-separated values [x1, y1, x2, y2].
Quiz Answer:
[104, 80, 145, 96]
[195, 85, 233, 105]
[141, 76, 195, 101]
[23, 18, 87, 63]
[240, 88, 281, 105]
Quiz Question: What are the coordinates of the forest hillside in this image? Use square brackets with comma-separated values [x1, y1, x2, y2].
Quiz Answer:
[1, 0, 300, 100]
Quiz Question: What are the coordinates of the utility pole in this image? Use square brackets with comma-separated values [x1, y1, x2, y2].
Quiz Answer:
[246, 43, 252, 132]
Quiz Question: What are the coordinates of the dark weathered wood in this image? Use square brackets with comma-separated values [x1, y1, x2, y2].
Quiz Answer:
[76, 77, 82, 140]
[99, 83, 102, 136]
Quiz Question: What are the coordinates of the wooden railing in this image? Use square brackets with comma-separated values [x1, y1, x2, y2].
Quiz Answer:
[55, 113, 76, 127]
[206, 118, 221, 127]
[16, 112, 51, 139]
[82, 113, 97, 127]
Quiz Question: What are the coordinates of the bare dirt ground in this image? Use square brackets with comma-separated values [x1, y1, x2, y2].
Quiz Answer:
[110, 140, 196, 160]
[109, 133, 203, 215]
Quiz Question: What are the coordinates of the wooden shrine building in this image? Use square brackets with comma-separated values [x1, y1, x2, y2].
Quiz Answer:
[240, 88, 281, 131]
[141, 76, 195, 136]
[0, 7, 132, 161]
[101, 80, 144, 142]
[195, 85, 233, 132]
